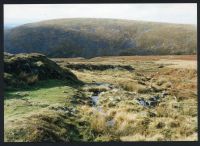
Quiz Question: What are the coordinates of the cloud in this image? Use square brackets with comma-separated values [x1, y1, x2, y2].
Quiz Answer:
[4, 4, 197, 27]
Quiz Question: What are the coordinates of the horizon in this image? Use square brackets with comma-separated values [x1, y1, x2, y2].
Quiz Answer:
[4, 17, 197, 28]
[4, 4, 197, 28]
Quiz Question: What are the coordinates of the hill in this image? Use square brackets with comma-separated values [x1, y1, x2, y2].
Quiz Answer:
[4, 18, 197, 58]
[4, 53, 80, 88]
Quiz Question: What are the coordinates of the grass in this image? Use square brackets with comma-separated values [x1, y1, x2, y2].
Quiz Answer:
[5, 79, 78, 121]
[56, 55, 197, 141]
[4, 79, 94, 142]
[4, 55, 197, 142]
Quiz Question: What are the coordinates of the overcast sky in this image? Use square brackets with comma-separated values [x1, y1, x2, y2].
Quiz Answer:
[4, 4, 197, 27]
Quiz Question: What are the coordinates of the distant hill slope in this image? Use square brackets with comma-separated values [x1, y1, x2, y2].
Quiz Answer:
[4, 18, 197, 58]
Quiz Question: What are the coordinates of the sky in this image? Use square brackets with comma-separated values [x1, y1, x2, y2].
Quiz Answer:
[4, 4, 197, 27]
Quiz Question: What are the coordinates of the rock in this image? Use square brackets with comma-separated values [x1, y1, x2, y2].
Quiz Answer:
[15, 92, 29, 97]
[148, 112, 157, 117]
[138, 80, 146, 85]
[65, 110, 69, 114]
[136, 96, 160, 108]
[109, 97, 114, 101]
[137, 99, 147, 106]
[158, 65, 164, 68]
[115, 96, 121, 101]
[100, 91, 105, 95]
[146, 76, 151, 80]
[145, 101, 150, 107]
[112, 89, 118, 92]
[149, 95, 160, 101]
[106, 119, 115, 127]
[161, 91, 168, 98]
[149, 97, 156, 101]
[148, 101, 158, 107]
[92, 91, 100, 96]
[156, 122, 165, 129]
[34, 61, 44, 67]
[71, 108, 76, 112]
[155, 95, 160, 100]
[108, 102, 116, 107]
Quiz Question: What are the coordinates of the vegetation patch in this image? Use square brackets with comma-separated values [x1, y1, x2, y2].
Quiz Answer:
[65, 63, 134, 72]
[4, 55, 197, 141]
[4, 53, 81, 88]
[5, 18, 197, 58]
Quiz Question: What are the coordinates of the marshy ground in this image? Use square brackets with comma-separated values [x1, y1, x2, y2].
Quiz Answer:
[4, 55, 197, 142]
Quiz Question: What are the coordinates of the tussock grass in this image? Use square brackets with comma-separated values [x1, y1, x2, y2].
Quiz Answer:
[90, 113, 108, 133]
[5, 55, 197, 141]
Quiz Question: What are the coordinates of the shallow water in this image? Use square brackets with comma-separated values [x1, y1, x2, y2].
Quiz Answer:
[91, 95, 99, 105]
[106, 119, 115, 127]
[90, 83, 115, 127]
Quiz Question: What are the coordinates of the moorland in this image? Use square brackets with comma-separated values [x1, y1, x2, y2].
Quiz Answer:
[4, 18, 197, 142]
[4, 53, 197, 141]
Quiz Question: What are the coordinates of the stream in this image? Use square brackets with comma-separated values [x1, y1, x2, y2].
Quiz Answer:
[89, 82, 167, 127]
[90, 82, 115, 127]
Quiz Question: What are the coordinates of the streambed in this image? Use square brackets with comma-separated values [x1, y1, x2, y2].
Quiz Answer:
[88, 82, 116, 127]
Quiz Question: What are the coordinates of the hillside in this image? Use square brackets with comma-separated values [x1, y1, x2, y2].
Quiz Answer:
[4, 18, 197, 58]
[4, 53, 80, 88]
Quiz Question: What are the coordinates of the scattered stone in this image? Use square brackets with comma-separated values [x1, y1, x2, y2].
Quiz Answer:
[158, 65, 164, 68]
[108, 102, 116, 107]
[115, 96, 121, 101]
[112, 89, 118, 92]
[145, 101, 150, 106]
[148, 112, 157, 117]
[93, 91, 100, 96]
[148, 101, 158, 107]
[156, 122, 165, 129]
[149, 95, 160, 101]
[161, 91, 168, 98]
[138, 80, 146, 85]
[15, 92, 29, 97]
[109, 97, 114, 101]
[136, 92, 167, 108]
[136, 98, 147, 107]
[106, 119, 115, 127]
